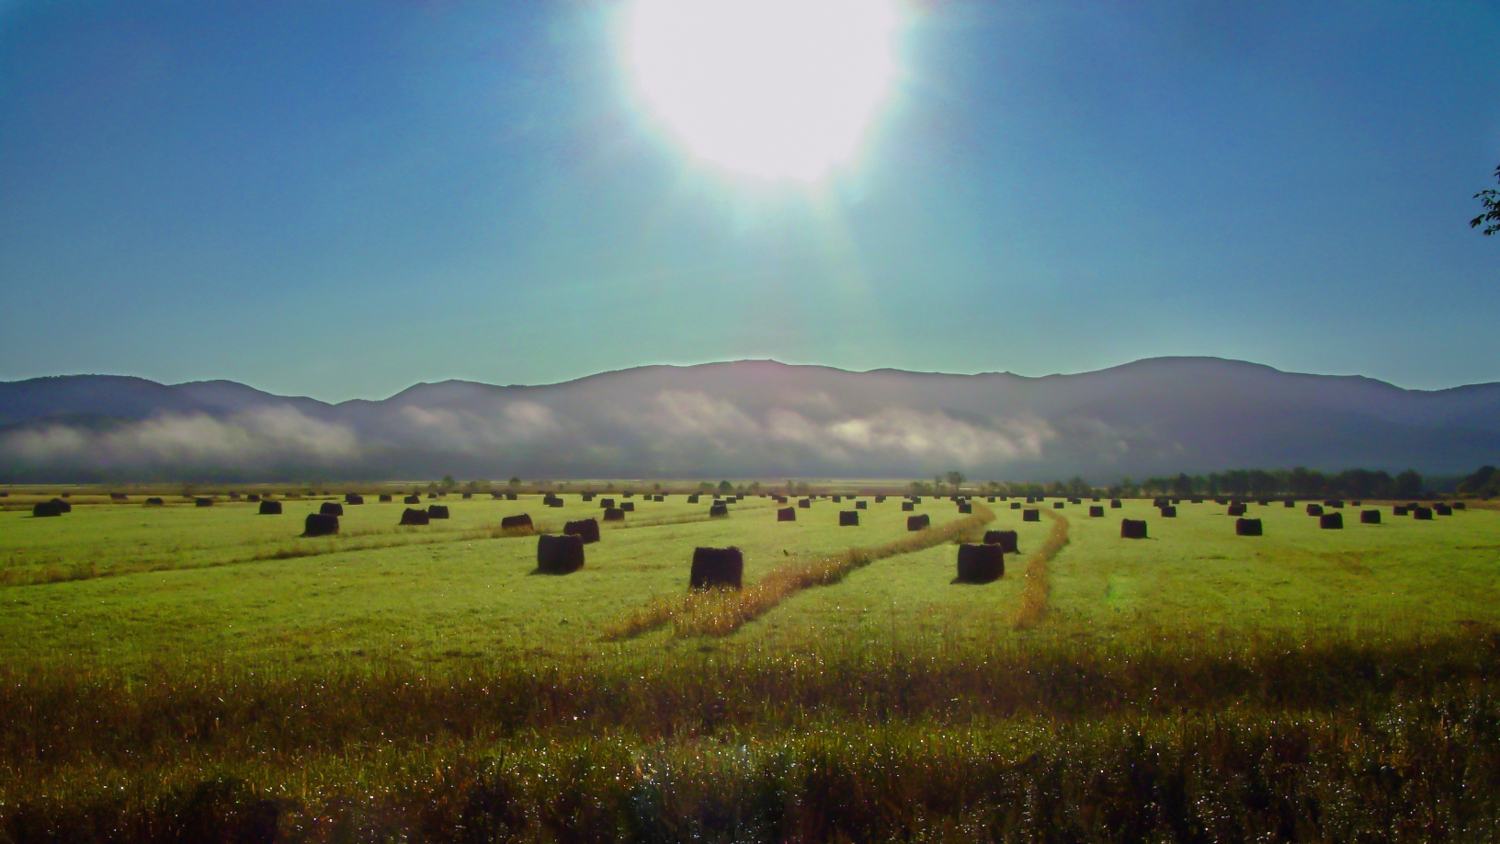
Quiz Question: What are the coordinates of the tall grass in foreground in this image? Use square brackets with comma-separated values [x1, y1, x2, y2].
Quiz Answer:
[1012, 510, 1068, 630]
[602, 505, 996, 640]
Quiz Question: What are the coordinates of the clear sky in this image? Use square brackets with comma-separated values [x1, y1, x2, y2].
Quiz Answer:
[1, 0, 1497, 402]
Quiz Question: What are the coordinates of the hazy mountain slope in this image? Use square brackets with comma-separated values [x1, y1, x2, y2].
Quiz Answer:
[1, 358, 1496, 481]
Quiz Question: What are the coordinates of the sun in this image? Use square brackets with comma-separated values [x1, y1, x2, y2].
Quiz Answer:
[621, 0, 903, 182]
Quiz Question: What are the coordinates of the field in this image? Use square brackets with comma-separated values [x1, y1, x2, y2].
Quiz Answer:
[2, 489, 1499, 842]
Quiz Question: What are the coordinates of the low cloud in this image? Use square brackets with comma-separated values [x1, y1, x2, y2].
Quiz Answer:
[395, 401, 562, 451]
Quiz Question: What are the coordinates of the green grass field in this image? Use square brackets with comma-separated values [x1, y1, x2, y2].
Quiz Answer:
[2, 490, 1498, 842]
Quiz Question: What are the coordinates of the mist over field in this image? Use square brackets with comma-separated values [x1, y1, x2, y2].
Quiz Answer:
[4, 357, 1498, 482]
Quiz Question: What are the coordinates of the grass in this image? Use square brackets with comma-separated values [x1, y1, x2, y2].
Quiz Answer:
[0, 492, 1497, 841]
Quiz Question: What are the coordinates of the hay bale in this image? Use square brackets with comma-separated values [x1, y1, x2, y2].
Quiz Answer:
[955, 544, 1004, 584]
[145, 497, 164, 506]
[1110, 499, 1122, 508]
[1360, 509, 1381, 524]
[1306, 504, 1324, 516]
[712, 499, 726, 507]
[709, 504, 729, 518]
[1215, 498, 1229, 506]
[404, 495, 421, 505]
[1227, 503, 1246, 517]
[320, 502, 344, 517]
[1351, 500, 1362, 507]
[246, 494, 260, 502]
[621, 502, 635, 512]
[1235, 518, 1263, 536]
[258, 500, 283, 515]
[1025, 497, 1034, 504]
[1120, 519, 1148, 539]
[1258, 499, 1271, 506]
[547, 499, 564, 508]
[1052, 502, 1064, 510]
[900, 501, 915, 512]
[32, 501, 63, 517]
[506, 492, 518, 501]
[654, 495, 665, 502]
[777, 507, 796, 522]
[302, 513, 339, 537]
[839, 510, 859, 526]
[1190, 498, 1202, 504]
[984, 530, 1020, 553]
[687, 494, 700, 504]
[1011, 502, 1022, 510]
[1454, 502, 1468, 510]
[832, 495, 842, 503]
[195, 498, 213, 508]
[855, 500, 867, 510]
[501, 514, 533, 531]
[344, 494, 364, 505]
[875, 495, 886, 503]
[1393, 506, 1408, 516]
[400, 508, 430, 526]
[1284, 500, 1297, 508]
[462, 492, 472, 500]
[1324, 500, 1344, 509]
[799, 499, 812, 509]
[110, 492, 127, 501]
[537, 534, 585, 575]
[427, 493, 437, 499]
[428, 505, 450, 519]
[1159, 506, 1177, 518]
[907, 514, 930, 531]
[603, 507, 625, 522]
[1068, 497, 1081, 505]
[690, 547, 743, 590]
[601, 498, 616, 509]
[1412, 506, 1433, 520]
[1320, 513, 1343, 530]
[959, 503, 973, 514]
[1435, 504, 1453, 516]
[379, 494, 392, 502]
[1023, 509, 1040, 522]
[623, 492, 635, 498]
[581, 492, 596, 501]
[49, 498, 72, 513]
[1089, 505, 1105, 517]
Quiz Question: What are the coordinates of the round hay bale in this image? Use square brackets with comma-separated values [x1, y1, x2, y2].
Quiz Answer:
[777, 507, 796, 522]
[581, 492, 596, 501]
[246, 494, 260, 502]
[654, 495, 665, 502]
[506, 492, 518, 501]
[1023, 509, 1040, 522]
[1412, 506, 1433, 520]
[959, 503, 973, 514]
[379, 494, 392, 502]
[537, 534, 585, 575]
[955, 544, 1004, 584]
[601, 498, 616, 509]
[911, 497, 923, 504]
[832, 495, 842, 503]
[32, 501, 63, 517]
[501, 514, 533, 531]
[906, 514, 930, 531]
[901, 501, 915, 512]
[984, 530, 1020, 553]
[687, 494, 700, 504]
[1320, 513, 1343, 530]
[839, 510, 859, 526]
[712, 499, 726, 508]
[1306, 504, 1324, 516]
[320, 502, 344, 517]
[547, 499, 564, 508]
[1235, 518, 1263, 536]
[1158, 506, 1177, 518]
[145, 497, 164, 506]
[690, 547, 743, 590]
[1351, 500, 1362, 507]
[404, 495, 421, 505]
[855, 500, 867, 510]
[428, 505, 450, 519]
[1453, 502, 1468, 510]
[50, 498, 72, 513]
[875, 495, 886, 503]
[1360, 509, 1381, 524]
[1089, 505, 1105, 517]
[621, 502, 635, 512]
[1227, 504, 1247, 517]
[258, 500, 283, 515]
[1435, 504, 1453, 516]
[1190, 498, 1203, 504]
[1011, 502, 1022, 510]
[344, 494, 364, 505]
[1324, 500, 1344, 509]
[1120, 519, 1148, 539]
[622, 492, 635, 498]
[460, 492, 472, 500]
[1284, 500, 1297, 508]
[1110, 499, 1122, 508]
[302, 513, 339, 537]
[709, 504, 729, 518]
[1025, 497, 1034, 504]
[1052, 502, 1064, 510]
[427, 493, 437, 499]
[400, 508, 430, 526]
[1392, 506, 1408, 516]
[603, 507, 625, 522]
[799, 499, 812, 509]
[195, 498, 213, 508]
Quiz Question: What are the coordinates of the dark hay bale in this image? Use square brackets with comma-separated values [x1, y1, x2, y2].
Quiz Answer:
[1023, 509, 1040, 522]
[49, 498, 72, 513]
[712, 499, 726, 508]
[428, 505, 450, 519]
[799, 499, 812, 509]
[32, 501, 63, 517]
[581, 492, 596, 501]
[988, 497, 997, 503]
[901, 501, 915, 512]
[1235, 518, 1263, 536]
[875, 495, 886, 503]
[1454, 502, 1468, 510]
[427, 493, 437, 499]
[984, 530, 1020, 553]
[1351, 500, 1362, 506]
[379, 494, 392, 502]
[839, 510, 859, 526]
[601, 498, 616, 509]
[462, 492, 472, 499]
[1227, 503, 1247, 517]
[709, 504, 729, 518]
[1413, 506, 1433, 520]
[621, 502, 635, 512]
[1011, 502, 1022, 510]
[537, 534, 585, 575]
[320, 502, 344, 517]
[1068, 498, 1081, 505]
[195, 498, 213, 508]
[506, 492, 518, 500]
[855, 500, 867, 510]
[623, 492, 635, 498]
[404, 495, 421, 505]
[687, 494, 700, 504]
[344, 494, 364, 505]
[543, 495, 561, 506]
[907, 514, 930, 531]
[1215, 498, 1229, 506]
[110, 493, 128, 501]
[1052, 502, 1064, 510]
[302, 513, 339, 537]
[1325, 500, 1344, 509]
[1158, 506, 1177, 517]
[258, 500, 282, 515]
[603, 507, 625, 522]
[547, 499, 564, 508]
[1284, 500, 1297, 508]
[1190, 498, 1203, 504]
[912, 497, 923, 504]
[959, 503, 973, 514]
[501, 514, 533, 531]
[1111, 499, 1122, 508]
[145, 497, 165, 506]
[832, 496, 842, 503]
[246, 494, 260, 502]
[1320, 513, 1343, 529]
[955, 544, 1004, 584]
[654, 495, 665, 502]
[1360, 509, 1381, 524]
[1089, 506, 1105, 517]
[777, 507, 796, 522]
[1393, 506, 1408, 516]
[1121, 519, 1148, 539]
[690, 547, 743, 590]
[1436, 504, 1453, 516]
[1154, 498, 1170, 508]
[400, 508, 430, 526]
[1025, 497, 1034, 504]
[1306, 504, 1324, 516]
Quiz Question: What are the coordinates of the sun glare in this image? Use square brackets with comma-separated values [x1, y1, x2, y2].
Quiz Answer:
[622, 0, 902, 182]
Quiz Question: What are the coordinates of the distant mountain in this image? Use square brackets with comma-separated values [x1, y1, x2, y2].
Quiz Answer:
[1, 358, 1497, 482]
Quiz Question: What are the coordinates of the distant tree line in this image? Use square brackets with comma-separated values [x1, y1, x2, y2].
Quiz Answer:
[940, 466, 1491, 500]
[1457, 465, 1500, 497]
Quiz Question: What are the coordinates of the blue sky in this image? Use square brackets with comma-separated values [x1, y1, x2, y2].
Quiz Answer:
[1, 0, 1496, 402]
